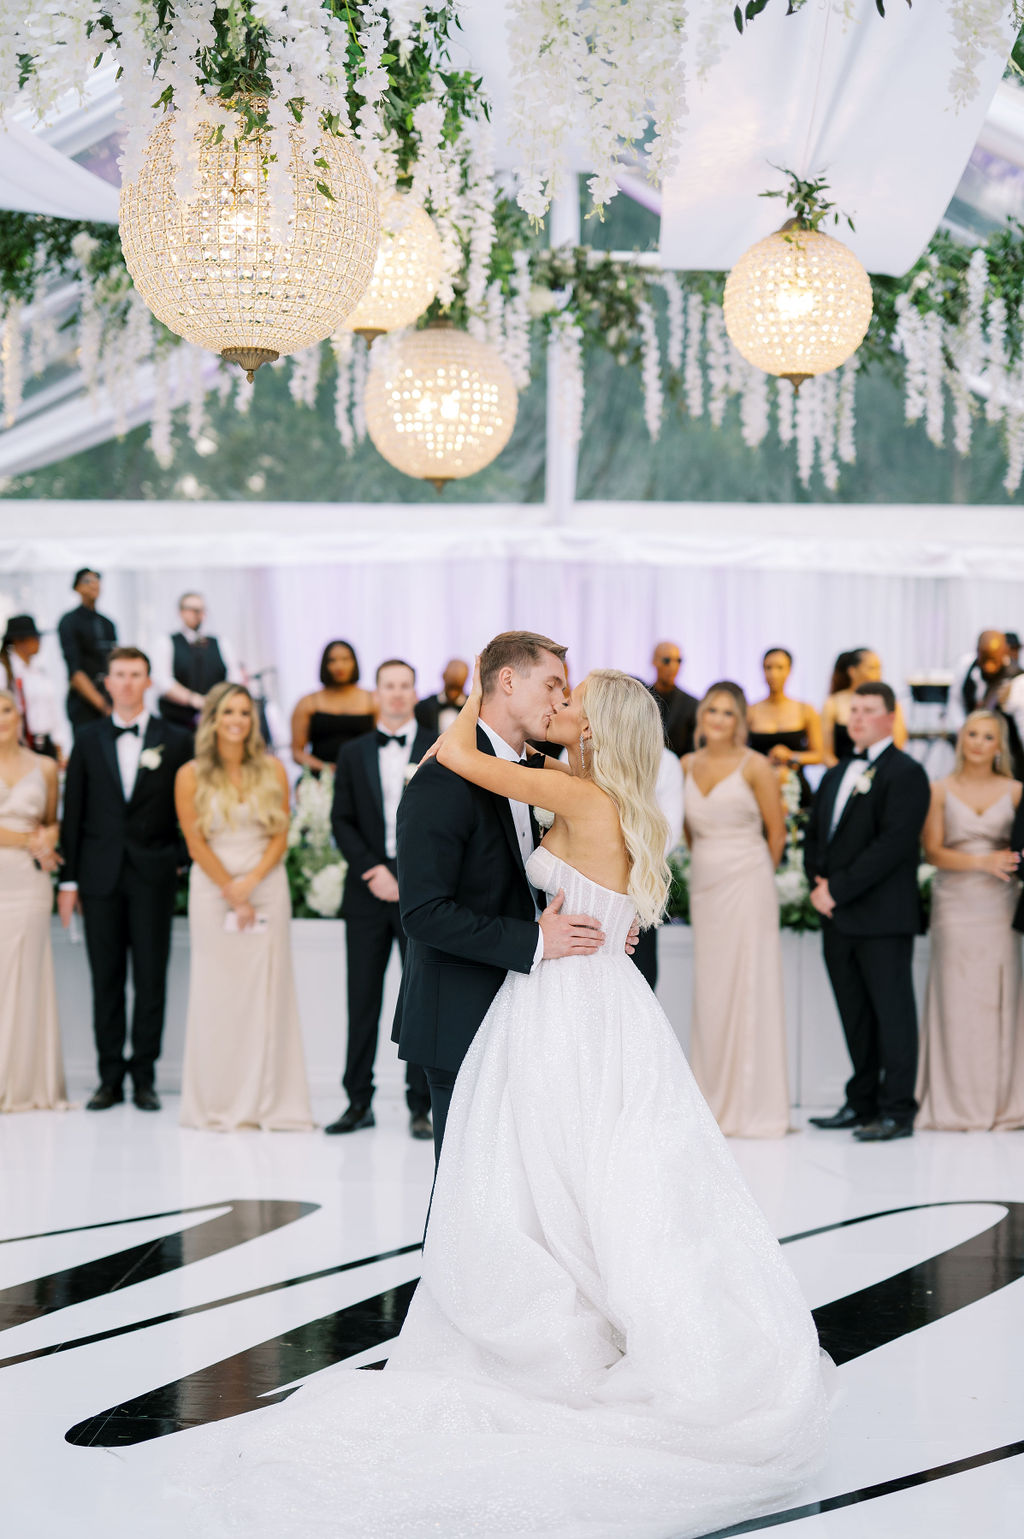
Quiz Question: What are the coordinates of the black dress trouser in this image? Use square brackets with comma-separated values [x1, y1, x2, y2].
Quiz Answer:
[81, 866, 176, 1089]
[822, 924, 919, 1123]
[344, 905, 430, 1116]
[630, 926, 658, 990]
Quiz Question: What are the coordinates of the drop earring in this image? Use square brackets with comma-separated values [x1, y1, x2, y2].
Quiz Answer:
[579, 732, 587, 767]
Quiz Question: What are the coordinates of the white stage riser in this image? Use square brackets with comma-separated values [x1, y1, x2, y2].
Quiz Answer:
[51, 919, 931, 1108]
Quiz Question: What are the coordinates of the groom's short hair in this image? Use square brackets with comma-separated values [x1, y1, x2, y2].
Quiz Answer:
[853, 681, 896, 713]
[480, 631, 567, 696]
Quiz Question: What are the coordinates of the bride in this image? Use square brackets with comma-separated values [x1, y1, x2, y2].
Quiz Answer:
[169, 665, 829, 1539]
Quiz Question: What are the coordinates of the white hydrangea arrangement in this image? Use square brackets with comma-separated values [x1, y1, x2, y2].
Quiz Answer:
[286, 769, 347, 918]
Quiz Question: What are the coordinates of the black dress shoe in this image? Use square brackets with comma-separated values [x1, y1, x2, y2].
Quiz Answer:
[808, 1104, 870, 1130]
[409, 1113, 433, 1141]
[133, 1086, 161, 1112]
[86, 1085, 124, 1111]
[854, 1117, 913, 1142]
[324, 1104, 375, 1135]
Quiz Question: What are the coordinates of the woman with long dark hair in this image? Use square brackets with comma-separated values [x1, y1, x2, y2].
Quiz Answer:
[290, 639, 376, 773]
[176, 683, 313, 1131]
[823, 648, 907, 764]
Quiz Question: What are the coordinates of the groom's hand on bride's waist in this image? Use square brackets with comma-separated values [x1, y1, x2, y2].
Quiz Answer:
[539, 890, 605, 958]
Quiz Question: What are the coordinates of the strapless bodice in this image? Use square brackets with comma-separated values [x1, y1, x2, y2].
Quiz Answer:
[0, 765, 46, 833]
[525, 845, 636, 959]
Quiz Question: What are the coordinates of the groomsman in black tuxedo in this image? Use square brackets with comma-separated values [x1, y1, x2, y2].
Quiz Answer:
[329, 659, 434, 1139]
[58, 647, 192, 1110]
[393, 631, 618, 1163]
[804, 682, 930, 1141]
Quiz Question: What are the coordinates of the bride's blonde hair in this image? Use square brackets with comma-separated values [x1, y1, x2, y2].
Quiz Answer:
[578, 670, 670, 928]
[193, 683, 288, 837]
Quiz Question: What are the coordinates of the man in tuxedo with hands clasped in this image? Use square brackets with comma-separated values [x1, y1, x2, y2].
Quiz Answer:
[329, 659, 434, 1140]
[804, 681, 930, 1141]
[58, 647, 192, 1110]
[393, 630, 637, 1162]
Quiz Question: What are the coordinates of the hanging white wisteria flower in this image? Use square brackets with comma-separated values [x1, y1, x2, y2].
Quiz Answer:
[552, 316, 585, 450]
[636, 299, 663, 441]
[506, 0, 688, 219]
[1, 301, 23, 428]
[837, 356, 859, 466]
[684, 293, 705, 421]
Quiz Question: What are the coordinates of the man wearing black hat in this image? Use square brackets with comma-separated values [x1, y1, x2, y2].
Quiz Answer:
[57, 569, 117, 738]
[1, 615, 65, 761]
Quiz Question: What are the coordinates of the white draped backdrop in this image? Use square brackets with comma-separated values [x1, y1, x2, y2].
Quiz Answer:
[2, 500, 1024, 745]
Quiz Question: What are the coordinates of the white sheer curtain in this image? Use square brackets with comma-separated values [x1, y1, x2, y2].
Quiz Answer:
[4, 545, 1021, 750]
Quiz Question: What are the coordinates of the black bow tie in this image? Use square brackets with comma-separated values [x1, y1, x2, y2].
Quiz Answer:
[113, 723, 140, 739]
[376, 730, 407, 749]
[847, 753, 869, 764]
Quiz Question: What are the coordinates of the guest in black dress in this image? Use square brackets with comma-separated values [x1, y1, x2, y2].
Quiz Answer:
[823, 648, 908, 766]
[746, 648, 823, 808]
[291, 640, 376, 775]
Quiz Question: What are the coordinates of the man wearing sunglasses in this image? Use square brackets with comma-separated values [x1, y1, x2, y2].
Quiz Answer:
[648, 641, 698, 758]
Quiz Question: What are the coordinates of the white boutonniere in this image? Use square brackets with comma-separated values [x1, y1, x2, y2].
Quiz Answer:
[533, 806, 555, 830]
[852, 765, 876, 797]
[139, 745, 164, 772]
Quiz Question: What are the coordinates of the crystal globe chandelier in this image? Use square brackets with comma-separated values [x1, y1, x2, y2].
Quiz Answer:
[723, 223, 873, 387]
[119, 104, 381, 380]
[343, 190, 444, 343]
[364, 322, 518, 491]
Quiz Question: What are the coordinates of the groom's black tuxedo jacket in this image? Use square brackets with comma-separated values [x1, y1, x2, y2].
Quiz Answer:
[392, 725, 539, 1074]
[804, 744, 929, 936]
[61, 716, 193, 896]
[331, 724, 436, 920]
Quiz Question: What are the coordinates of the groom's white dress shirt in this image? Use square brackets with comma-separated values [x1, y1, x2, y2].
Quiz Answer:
[829, 735, 892, 837]
[112, 710, 150, 799]
[479, 719, 545, 968]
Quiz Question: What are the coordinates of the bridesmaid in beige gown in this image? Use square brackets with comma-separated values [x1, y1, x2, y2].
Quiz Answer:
[917, 709, 1024, 1131]
[682, 682, 790, 1138]
[0, 690, 67, 1111]
[175, 683, 313, 1132]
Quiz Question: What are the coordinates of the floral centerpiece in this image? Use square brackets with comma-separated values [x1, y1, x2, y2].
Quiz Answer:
[286, 769, 348, 918]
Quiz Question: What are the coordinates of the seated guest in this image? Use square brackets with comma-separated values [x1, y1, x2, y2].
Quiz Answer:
[328, 659, 434, 1139]
[918, 711, 1024, 1131]
[57, 568, 118, 738]
[1, 614, 67, 762]
[648, 640, 698, 757]
[805, 682, 930, 1141]
[414, 658, 469, 736]
[822, 648, 907, 765]
[747, 647, 823, 807]
[176, 684, 313, 1132]
[0, 690, 67, 1112]
[631, 745, 685, 991]
[682, 682, 789, 1138]
[152, 591, 240, 733]
[291, 639, 376, 774]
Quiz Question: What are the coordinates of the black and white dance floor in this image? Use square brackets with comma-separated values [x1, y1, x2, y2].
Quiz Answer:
[2, 1084, 1023, 1538]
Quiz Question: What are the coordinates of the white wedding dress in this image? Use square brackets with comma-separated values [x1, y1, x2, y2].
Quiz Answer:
[167, 846, 829, 1539]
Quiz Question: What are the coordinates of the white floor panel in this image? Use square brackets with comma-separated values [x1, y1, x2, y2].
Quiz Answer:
[1, 1098, 1022, 1537]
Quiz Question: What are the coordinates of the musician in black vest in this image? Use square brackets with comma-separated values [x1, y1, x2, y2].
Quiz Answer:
[328, 659, 434, 1139]
[58, 647, 193, 1110]
[392, 631, 617, 1163]
[154, 592, 235, 733]
[804, 682, 930, 1142]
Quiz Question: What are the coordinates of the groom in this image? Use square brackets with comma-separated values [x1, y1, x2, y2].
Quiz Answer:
[393, 630, 610, 1160]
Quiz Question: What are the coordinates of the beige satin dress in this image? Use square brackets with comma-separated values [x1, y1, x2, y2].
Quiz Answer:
[916, 788, 1024, 1131]
[180, 798, 314, 1132]
[0, 766, 68, 1111]
[684, 755, 789, 1138]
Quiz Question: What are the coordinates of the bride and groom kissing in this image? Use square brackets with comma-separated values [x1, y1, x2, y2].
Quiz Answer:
[166, 630, 831, 1539]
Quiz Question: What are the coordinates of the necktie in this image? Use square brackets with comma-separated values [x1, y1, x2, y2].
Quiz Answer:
[113, 723, 140, 738]
[376, 730, 407, 749]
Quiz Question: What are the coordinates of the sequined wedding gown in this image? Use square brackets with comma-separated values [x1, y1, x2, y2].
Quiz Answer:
[163, 845, 828, 1539]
